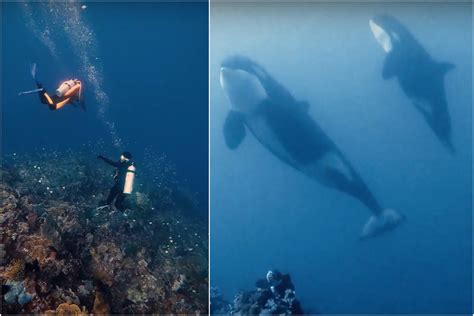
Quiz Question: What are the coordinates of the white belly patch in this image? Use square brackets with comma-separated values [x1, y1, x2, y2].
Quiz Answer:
[220, 67, 267, 114]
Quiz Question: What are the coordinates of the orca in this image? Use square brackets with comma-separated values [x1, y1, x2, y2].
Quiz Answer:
[219, 55, 404, 239]
[370, 14, 455, 153]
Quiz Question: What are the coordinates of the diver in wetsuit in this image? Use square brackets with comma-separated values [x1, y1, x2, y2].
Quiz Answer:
[255, 270, 304, 314]
[19, 63, 85, 111]
[97, 152, 136, 212]
[37, 79, 84, 111]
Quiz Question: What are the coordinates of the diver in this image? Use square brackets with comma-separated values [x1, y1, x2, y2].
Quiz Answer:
[97, 152, 136, 212]
[266, 270, 295, 298]
[19, 63, 85, 111]
[254, 270, 303, 314]
[37, 78, 84, 111]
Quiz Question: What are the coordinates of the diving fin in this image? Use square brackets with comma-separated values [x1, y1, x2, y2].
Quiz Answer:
[30, 62, 42, 86]
[360, 209, 405, 239]
[18, 62, 43, 95]
[18, 88, 44, 96]
[31, 63, 37, 81]
[223, 110, 246, 149]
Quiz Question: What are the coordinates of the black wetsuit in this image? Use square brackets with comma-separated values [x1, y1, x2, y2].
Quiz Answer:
[36, 83, 66, 110]
[99, 156, 134, 211]
[255, 272, 304, 314]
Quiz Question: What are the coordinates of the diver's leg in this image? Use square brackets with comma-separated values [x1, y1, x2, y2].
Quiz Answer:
[38, 89, 46, 104]
[115, 193, 127, 212]
[64, 84, 80, 97]
[106, 185, 120, 205]
[55, 97, 71, 110]
[37, 90, 60, 111]
[39, 90, 53, 105]
[96, 185, 120, 211]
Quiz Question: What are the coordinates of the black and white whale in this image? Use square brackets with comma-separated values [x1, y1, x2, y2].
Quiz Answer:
[370, 14, 455, 153]
[219, 55, 404, 239]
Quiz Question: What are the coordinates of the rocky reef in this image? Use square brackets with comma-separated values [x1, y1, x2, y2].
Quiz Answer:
[211, 270, 306, 315]
[1, 148, 208, 314]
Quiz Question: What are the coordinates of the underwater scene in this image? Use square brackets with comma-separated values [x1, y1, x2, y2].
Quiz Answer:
[2, 1, 208, 314]
[210, 2, 472, 315]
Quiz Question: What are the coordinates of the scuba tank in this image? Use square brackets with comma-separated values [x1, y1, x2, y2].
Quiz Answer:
[123, 164, 136, 194]
[55, 79, 77, 97]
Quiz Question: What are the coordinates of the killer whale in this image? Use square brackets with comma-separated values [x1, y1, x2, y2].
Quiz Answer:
[219, 55, 404, 239]
[370, 14, 455, 153]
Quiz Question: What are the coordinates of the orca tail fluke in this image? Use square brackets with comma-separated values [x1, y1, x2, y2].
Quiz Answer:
[359, 208, 405, 240]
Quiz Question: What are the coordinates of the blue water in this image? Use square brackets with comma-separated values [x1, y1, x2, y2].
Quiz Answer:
[210, 2, 472, 314]
[2, 2, 208, 211]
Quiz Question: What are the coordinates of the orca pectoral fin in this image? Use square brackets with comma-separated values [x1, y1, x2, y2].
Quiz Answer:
[438, 61, 455, 75]
[223, 110, 246, 150]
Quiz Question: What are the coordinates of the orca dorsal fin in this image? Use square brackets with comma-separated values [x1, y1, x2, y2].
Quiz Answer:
[438, 61, 455, 75]
[223, 110, 246, 149]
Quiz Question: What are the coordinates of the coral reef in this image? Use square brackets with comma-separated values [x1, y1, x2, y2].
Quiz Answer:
[92, 291, 109, 315]
[210, 286, 232, 314]
[211, 271, 306, 315]
[1, 148, 208, 314]
[44, 302, 88, 315]
[3, 280, 33, 305]
[1, 259, 24, 280]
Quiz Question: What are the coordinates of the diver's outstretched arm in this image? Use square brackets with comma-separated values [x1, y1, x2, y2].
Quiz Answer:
[97, 155, 120, 167]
